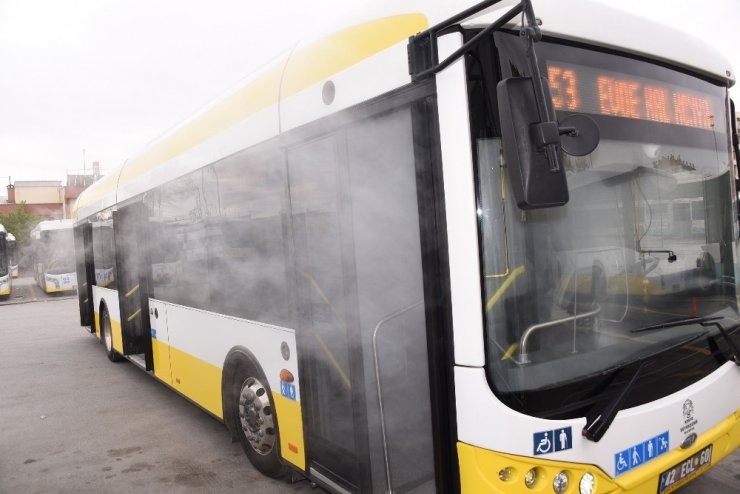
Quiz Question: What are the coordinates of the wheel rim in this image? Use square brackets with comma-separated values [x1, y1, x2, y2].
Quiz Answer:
[238, 377, 276, 456]
[103, 312, 112, 352]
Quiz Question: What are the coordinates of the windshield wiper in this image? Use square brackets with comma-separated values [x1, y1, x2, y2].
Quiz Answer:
[630, 315, 740, 365]
[630, 315, 722, 334]
[699, 320, 740, 366]
[582, 330, 709, 442]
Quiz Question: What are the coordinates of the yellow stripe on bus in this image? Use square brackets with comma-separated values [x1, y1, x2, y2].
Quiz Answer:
[273, 392, 306, 470]
[458, 409, 740, 493]
[168, 344, 224, 419]
[152, 338, 173, 384]
[75, 14, 428, 217]
[281, 14, 428, 97]
[127, 308, 142, 322]
[111, 317, 124, 354]
[45, 286, 76, 294]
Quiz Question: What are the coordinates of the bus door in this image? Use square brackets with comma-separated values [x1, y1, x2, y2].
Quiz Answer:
[287, 106, 437, 493]
[288, 136, 368, 493]
[113, 203, 154, 370]
[74, 222, 96, 332]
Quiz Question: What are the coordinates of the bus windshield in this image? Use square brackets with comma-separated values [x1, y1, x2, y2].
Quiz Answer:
[476, 35, 738, 418]
[41, 229, 76, 274]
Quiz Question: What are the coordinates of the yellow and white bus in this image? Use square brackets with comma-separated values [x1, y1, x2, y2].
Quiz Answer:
[73, 0, 740, 493]
[0, 224, 11, 298]
[7, 232, 18, 278]
[31, 219, 77, 293]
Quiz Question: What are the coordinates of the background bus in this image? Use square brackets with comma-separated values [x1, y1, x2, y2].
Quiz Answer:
[72, 0, 739, 493]
[30, 219, 77, 294]
[7, 232, 18, 278]
[0, 224, 11, 298]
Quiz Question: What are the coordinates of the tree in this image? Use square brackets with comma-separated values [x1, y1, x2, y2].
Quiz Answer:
[0, 202, 41, 249]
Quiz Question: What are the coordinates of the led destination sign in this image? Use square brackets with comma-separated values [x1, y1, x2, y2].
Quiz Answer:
[547, 61, 721, 130]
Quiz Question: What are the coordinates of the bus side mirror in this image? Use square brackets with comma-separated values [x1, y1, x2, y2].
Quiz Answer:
[497, 76, 599, 209]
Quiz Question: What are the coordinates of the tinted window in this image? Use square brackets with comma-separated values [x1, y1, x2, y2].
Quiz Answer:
[206, 149, 290, 326]
[92, 215, 116, 289]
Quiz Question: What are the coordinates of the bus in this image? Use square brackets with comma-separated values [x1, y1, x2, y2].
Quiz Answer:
[0, 224, 11, 298]
[72, 0, 740, 493]
[31, 219, 77, 293]
[7, 232, 18, 278]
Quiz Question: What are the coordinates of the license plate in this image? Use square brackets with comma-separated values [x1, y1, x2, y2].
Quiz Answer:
[657, 444, 713, 494]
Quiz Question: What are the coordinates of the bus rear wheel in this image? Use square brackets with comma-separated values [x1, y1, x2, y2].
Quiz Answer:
[101, 306, 123, 363]
[231, 359, 286, 478]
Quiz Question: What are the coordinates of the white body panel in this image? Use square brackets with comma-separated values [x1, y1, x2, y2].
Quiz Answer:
[148, 298, 172, 381]
[456, 363, 740, 477]
[116, 104, 281, 206]
[436, 33, 486, 367]
[280, 37, 413, 132]
[45, 272, 77, 291]
[154, 300, 300, 401]
[93, 285, 120, 324]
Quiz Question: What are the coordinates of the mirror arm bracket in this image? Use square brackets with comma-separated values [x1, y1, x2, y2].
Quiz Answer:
[408, 0, 525, 82]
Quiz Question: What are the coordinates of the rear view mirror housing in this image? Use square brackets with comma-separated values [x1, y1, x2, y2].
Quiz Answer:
[498, 76, 601, 210]
[498, 77, 569, 209]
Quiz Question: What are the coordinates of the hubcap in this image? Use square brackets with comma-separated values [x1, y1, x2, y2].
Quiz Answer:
[238, 377, 275, 455]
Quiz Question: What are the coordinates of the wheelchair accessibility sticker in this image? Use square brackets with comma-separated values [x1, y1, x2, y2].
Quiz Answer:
[533, 427, 572, 455]
[614, 431, 669, 476]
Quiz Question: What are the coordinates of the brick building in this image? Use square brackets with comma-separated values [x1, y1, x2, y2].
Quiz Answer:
[0, 162, 101, 219]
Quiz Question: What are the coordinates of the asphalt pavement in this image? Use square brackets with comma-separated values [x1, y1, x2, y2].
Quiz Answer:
[0, 289, 316, 494]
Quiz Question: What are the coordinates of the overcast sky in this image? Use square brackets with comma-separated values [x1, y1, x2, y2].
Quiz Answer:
[0, 0, 738, 185]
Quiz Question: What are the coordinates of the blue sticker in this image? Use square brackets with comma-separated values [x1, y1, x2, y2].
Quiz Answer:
[533, 427, 572, 455]
[614, 431, 669, 476]
[533, 431, 554, 455]
[554, 427, 572, 452]
[656, 432, 670, 454]
[280, 381, 296, 401]
[151, 328, 157, 339]
[615, 450, 630, 474]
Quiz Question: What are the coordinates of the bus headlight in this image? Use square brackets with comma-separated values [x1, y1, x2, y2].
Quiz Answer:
[498, 467, 514, 482]
[553, 471, 569, 494]
[524, 468, 539, 489]
[579, 472, 595, 494]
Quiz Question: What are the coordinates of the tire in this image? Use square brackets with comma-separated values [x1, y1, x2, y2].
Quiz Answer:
[230, 357, 286, 478]
[101, 305, 124, 362]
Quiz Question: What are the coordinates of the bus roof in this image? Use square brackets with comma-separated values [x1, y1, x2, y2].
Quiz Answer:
[31, 219, 74, 235]
[73, 0, 735, 222]
[475, 0, 734, 86]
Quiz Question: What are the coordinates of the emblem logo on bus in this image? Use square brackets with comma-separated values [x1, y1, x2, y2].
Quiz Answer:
[680, 433, 697, 449]
[680, 399, 698, 435]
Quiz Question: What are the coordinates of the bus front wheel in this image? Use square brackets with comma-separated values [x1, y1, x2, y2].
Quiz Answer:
[101, 306, 123, 363]
[230, 357, 286, 478]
